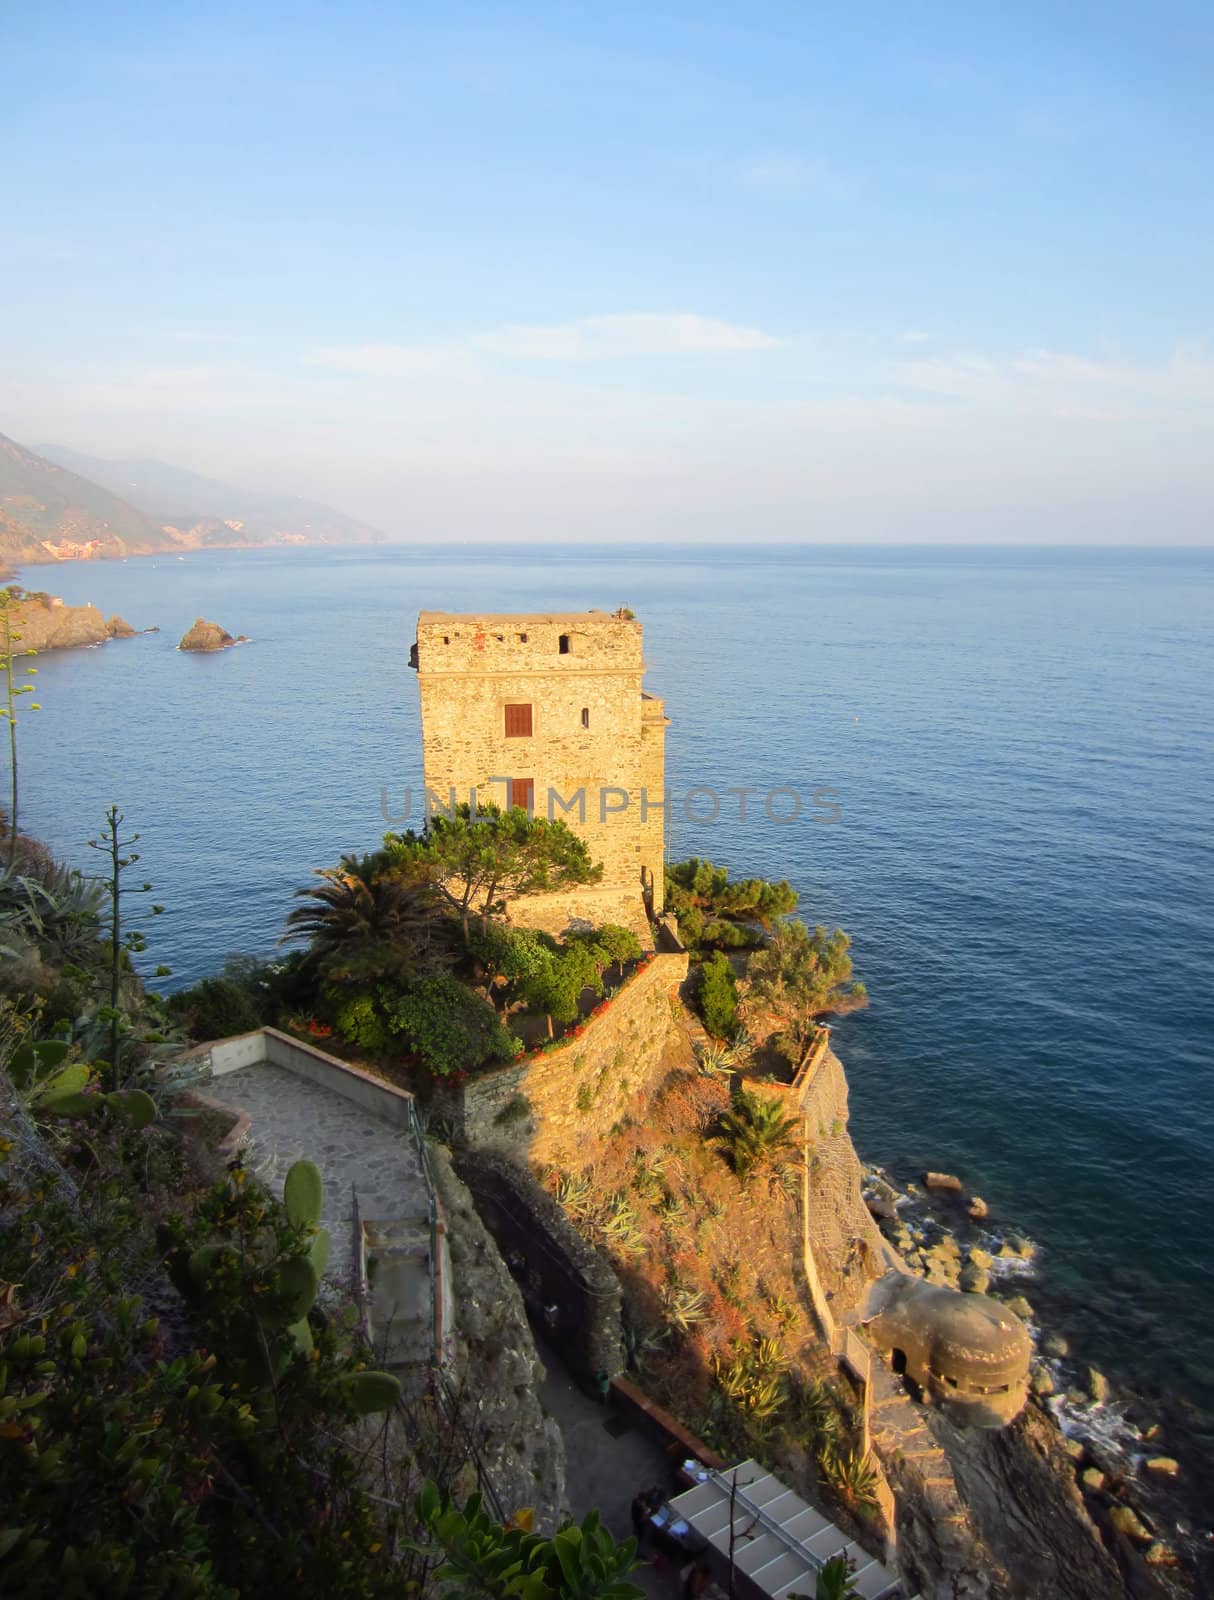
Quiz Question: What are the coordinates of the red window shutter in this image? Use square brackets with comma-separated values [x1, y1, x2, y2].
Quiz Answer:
[504, 703, 533, 737]
[510, 778, 534, 812]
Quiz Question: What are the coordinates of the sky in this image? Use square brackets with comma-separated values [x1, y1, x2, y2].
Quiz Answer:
[4, 1, 1213, 543]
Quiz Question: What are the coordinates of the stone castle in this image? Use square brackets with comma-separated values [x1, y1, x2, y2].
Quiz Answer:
[410, 609, 667, 936]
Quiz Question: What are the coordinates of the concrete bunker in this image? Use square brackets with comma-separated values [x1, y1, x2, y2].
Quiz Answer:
[864, 1276, 1032, 1427]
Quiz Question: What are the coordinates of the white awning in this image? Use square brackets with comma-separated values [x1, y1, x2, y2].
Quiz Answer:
[667, 1459, 902, 1600]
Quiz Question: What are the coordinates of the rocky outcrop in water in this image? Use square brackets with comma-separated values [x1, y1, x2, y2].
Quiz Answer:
[178, 617, 248, 652]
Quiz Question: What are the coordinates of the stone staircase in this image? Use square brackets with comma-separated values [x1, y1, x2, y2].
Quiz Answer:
[867, 1360, 967, 1525]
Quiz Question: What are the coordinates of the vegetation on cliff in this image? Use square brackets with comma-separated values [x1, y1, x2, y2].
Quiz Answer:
[0, 823, 643, 1598]
[664, 857, 797, 951]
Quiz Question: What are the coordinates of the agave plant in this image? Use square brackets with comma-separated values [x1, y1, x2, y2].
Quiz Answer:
[694, 1041, 734, 1078]
[713, 1343, 787, 1420]
[659, 1282, 710, 1334]
[819, 1444, 880, 1510]
[553, 1170, 596, 1219]
[814, 1555, 862, 1600]
[0, 864, 104, 966]
[593, 1192, 646, 1255]
[793, 1378, 845, 1449]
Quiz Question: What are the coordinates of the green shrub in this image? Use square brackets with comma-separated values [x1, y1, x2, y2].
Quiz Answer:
[386, 973, 520, 1077]
[696, 952, 738, 1039]
[493, 1091, 533, 1128]
[168, 974, 262, 1040]
[333, 990, 390, 1051]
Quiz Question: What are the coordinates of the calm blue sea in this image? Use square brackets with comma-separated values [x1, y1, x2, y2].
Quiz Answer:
[16, 544, 1214, 1420]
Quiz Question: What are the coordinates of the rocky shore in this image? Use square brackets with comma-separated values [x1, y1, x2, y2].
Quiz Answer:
[862, 1161, 1210, 1596]
[0, 585, 152, 651]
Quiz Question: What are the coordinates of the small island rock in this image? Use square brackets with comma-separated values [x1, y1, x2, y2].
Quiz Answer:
[967, 1194, 989, 1220]
[179, 618, 246, 652]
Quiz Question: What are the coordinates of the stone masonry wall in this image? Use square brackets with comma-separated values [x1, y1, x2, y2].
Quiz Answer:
[413, 611, 665, 909]
[431, 950, 691, 1165]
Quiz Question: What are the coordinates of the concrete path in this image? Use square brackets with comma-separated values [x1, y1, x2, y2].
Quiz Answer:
[535, 1343, 684, 1600]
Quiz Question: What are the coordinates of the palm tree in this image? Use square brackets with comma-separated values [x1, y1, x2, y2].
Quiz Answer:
[710, 1089, 799, 1181]
[284, 853, 449, 984]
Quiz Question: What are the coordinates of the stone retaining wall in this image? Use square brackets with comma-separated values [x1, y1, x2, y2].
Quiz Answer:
[431, 950, 690, 1164]
[453, 1149, 623, 1383]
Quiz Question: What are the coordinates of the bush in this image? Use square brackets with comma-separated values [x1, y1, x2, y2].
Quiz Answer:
[168, 953, 312, 1041]
[168, 974, 262, 1040]
[696, 952, 738, 1039]
[385, 973, 521, 1077]
[332, 990, 390, 1051]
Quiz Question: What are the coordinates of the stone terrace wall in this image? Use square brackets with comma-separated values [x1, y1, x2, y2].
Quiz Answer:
[431, 950, 691, 1165]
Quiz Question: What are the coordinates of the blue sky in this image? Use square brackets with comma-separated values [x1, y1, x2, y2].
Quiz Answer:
[4, 1, 1213, 541]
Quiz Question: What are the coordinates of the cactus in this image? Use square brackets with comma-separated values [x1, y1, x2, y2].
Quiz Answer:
[106, 1088, 156, 1128]
[11, 1035, 162, 1127]
[30, 1062, 89, 1112]
[283, 1160, 324, 1229]
[341, 1370, 400, 1414]
[287, 1317, 314, 1356]
[271, 1257, 319, 1324]
[308, 1228, 331, 1277]
[188, 1243, 231, 1287]
[8, 1037, 70, 1089]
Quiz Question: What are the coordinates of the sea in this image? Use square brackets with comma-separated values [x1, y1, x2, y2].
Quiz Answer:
[14, 543, 1214, 1441]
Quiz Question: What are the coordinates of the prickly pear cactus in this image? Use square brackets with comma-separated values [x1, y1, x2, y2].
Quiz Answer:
[283, 1160, 324, 1228]
[341, 1370, 401, 1414]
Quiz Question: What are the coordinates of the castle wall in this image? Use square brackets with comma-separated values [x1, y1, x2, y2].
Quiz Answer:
[414, 612, 665, 911]
[430, 950, 691, 1164]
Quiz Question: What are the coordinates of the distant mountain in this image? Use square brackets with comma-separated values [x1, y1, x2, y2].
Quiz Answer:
[0, 433, 168, 567]
[36, 444, 385, 547]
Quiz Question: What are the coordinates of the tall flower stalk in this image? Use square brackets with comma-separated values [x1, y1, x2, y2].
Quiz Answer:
[0, 587, 41, 867]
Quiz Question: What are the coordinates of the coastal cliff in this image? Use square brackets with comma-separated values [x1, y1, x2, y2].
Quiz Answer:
[1, 585, 142, 651]
[434, 969, 1196, 1599]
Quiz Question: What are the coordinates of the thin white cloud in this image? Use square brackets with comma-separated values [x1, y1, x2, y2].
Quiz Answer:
[896, 330, 931, 345]
[311, 315, 781, 374]
[309, 343, 479, 379]
[470, 313, 781, 360]
[893, 344, 1214, 421]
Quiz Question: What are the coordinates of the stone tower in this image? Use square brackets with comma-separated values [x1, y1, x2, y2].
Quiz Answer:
[410, 610, 667, 933]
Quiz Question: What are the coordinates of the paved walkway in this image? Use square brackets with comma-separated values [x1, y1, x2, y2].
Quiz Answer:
[535, 1343, 683, 1600]
[212, 1060, 431, 1295]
